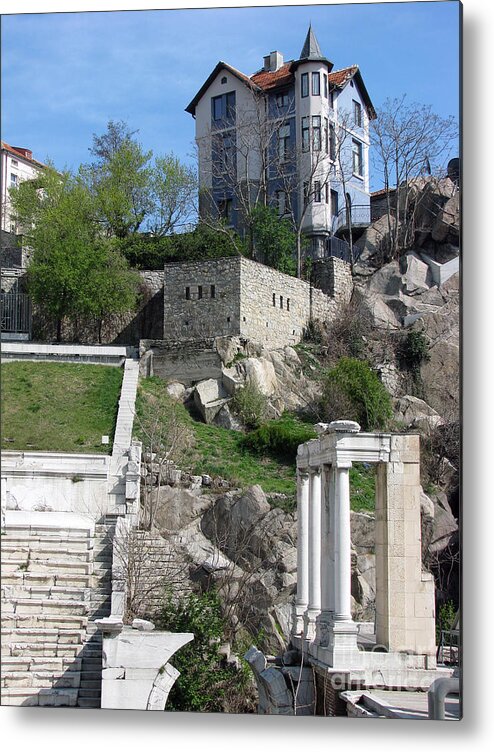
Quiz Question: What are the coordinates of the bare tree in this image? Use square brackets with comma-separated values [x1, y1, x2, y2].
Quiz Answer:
[371, 96, 458, 258]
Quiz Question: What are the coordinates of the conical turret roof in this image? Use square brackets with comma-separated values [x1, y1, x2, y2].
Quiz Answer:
[300, 25, 324, 60]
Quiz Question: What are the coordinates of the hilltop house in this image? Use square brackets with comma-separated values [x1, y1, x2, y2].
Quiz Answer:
[186, 26, 376, 262]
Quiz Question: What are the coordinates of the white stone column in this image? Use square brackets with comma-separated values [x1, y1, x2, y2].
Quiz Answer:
[292, 469, 310, 635]
[316, 464, 334, 647]
[304, 467, 322, 639]
[333, 461, 353, 622]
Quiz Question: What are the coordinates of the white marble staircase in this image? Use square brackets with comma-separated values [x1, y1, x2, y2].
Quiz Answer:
[1, 512, 115, 707]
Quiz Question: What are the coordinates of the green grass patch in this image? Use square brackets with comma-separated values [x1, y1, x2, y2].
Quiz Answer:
[1, 361, 123, 453]
[350, 463, 376, 513]
[135, 377, 376, 513]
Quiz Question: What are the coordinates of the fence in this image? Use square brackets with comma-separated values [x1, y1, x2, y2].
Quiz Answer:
[0, 292, 32, 337]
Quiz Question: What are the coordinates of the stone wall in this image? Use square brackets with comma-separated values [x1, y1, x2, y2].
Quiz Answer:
[162, 256, 353, 348]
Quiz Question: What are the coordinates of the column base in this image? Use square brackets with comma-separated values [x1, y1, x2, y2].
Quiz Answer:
[303, 608, 320, 642]
[291, 603, 308, 639]
[315, 610, 333, 647]
[310, 619, 361, 668]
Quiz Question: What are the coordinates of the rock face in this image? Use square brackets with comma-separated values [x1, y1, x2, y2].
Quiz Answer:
[393, 395, 444, 432]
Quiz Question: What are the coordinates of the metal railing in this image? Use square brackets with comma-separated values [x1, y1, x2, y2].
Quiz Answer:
[332, 204, 371, 234]
[0, 292, 32, 336]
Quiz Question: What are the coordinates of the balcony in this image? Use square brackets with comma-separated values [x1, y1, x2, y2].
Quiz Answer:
[332, 204, 371, 239]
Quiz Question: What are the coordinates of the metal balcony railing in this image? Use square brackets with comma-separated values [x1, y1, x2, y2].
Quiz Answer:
[332, 204, 371, 234]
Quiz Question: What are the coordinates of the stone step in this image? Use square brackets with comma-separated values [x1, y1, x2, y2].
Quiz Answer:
[4, 525, 93, 539]
[1, 585, 89, 601]
[77, 687, 101, 698]
[1, 558, 92, 575]
[3, 597, 89, 616]
[77, 696, 101, 708]
[1, 571, 92, 588]
[1, 546, 92, 562]
[1, 535, 93, 552]
[2, 670, 81, 689]
[78, 679, 101, 690]
[2, 613, 88, 631]
[1, 656, 82, 673]
[1, 687, 79, 707]
[80, 671, 101, 682]
[2, 642, 84, 659]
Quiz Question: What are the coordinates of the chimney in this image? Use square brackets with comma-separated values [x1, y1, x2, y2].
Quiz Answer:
[263, 51, 284, 72]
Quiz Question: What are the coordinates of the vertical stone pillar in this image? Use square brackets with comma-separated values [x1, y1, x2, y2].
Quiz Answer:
[292, 469, 310, 635]
[333, 462, 353, 622]
[375, 435, 436, 663]
[329, 460, 358, 665]
[317, 464, 334, 646]
[304, 467, 322, 639]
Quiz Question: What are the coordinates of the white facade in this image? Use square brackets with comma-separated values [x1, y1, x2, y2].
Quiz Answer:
[186, 27, 375, 260]
[1, 142, 44, 235]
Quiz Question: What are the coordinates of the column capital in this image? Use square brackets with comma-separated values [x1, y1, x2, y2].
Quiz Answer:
[334, 459, 352, 470]
[309, 466, 322, 477]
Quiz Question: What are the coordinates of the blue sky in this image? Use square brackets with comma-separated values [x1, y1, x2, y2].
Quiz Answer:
[1, 1, 460, 192]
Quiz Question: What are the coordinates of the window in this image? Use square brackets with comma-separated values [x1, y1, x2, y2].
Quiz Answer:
[10, 173, 18, 188]
[211, 285, 216, 299]
[287, 298, 290, 311]
[324, 117, 329, 153]
[329, 124, 336, 161]
[212, 95, 223, 121]
[331, 189, 339, 217]
[198, 285, 203, 300]
[324, 75, 328, 99]
[353, 100, 362, 127]
[278, 124, 290, 162]
[312, 72, 320, 96]
[302, 117, 310, 152]
[273, 293, 276, 307]
[11, 159, 18, 167]
[276, 91, 290, 108]
[301, 72, 309, 98]
[276, 189, 287, 216]
[303, 182, 309, 208]
[325, 183, 329, 204]
[185, 286, 191, 300]
[330, 90, 335, 108]
[221, 76, 227, 84]
[280, 296, 283, 309]
[314, 181, 321, 203]
[312, 116, 321, 151]
[212, 91, 236, 122]
[352, 139, 363, 176]
[218, 198, 233, 222]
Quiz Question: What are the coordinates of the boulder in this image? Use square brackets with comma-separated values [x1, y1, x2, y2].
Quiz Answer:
[165, 381, 186, 401]
[240, 357, 278, 397]
[215, 336, 243, 366]
[393, 395, 444, 432]
[352, 286, 401, 330]
[432, 193, 460, 243]
[193, 378, 229, 423]
[401, 252, 432, 295]
[152, 486, 211, 532]
[367, 260, 403, 296]
[213, 403, 243, 431]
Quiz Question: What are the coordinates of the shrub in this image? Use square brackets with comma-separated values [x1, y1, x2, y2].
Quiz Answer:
[396, 329, 430, 375]
[322, 302, 370, 364]
[230, 382, 268, 429]
[320, 357, 393, 431]
[155, 589, 252, 713]
[241, 414, 316, 461]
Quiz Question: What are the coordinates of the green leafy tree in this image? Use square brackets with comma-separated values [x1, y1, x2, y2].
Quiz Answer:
[10, 166, 138, 341]
[250, 204, 296, 275]
[320, 357, 392, 431]
[82, 124, 153, 239]
[148, 154, 197, 236]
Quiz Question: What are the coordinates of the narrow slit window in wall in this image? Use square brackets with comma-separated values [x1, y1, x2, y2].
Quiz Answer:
[185, 287, 190, 300]
[273, 293, 276, 306]
[287, 298, 290, 311]
[211, 285, 216, 299]
[280, 296, 283, 309]
[198, 285, 203, 299]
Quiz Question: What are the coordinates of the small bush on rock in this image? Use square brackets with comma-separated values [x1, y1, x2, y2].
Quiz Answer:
[230, 383, 268, 429]
[320, 357, 392, 431]
[241, 414, 316, 461]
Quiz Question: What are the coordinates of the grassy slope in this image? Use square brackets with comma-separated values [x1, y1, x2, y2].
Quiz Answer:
[135, 377, 375, 513]
[1, 361, 123, 453]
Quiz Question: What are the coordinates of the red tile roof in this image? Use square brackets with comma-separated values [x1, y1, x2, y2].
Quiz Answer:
[1, 140, 46, 169]
[328, 65, 359, 88]
[250, 62, 295, 91]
